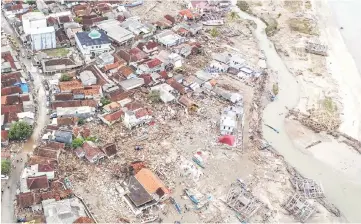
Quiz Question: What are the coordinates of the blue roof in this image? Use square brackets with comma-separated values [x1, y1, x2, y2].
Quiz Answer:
[76, 30, 111, 46]
[14, 83, 29, 93]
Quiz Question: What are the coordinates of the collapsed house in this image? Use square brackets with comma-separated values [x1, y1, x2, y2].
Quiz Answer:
[283, 194, 316, 222]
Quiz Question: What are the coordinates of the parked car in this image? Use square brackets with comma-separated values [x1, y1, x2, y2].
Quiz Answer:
[1, 175, 9, 180]
[50, 113, 57, 119]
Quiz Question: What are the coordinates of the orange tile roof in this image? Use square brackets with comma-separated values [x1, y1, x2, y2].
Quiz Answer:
[135, 168, 169, 194]
[73, 85, 101, 96]
[59, 80, 83, 92]
[103, 61, 121, 72]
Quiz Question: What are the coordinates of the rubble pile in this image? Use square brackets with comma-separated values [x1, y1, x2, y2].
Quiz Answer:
[287, 109, 341, 132]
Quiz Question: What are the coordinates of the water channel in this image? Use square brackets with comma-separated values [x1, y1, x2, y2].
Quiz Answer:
[234, 7, 361, 223]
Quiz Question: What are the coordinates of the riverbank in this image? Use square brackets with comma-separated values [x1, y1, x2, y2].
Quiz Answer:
[240, 0, 361, 222]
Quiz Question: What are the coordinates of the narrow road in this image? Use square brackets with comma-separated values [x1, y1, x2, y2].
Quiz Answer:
[1, 13, 48, 223]
[234, 6, 361, 222]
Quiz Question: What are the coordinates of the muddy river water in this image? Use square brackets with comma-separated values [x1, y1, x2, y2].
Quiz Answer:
[234, 7, 361, 223]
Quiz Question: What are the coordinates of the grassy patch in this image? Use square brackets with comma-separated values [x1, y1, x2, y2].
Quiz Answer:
[44, 48, 70, 57]
[322, 97, 337, 113]
[288, 18, 317, 35]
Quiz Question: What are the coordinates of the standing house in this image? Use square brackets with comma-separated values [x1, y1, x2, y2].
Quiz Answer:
[54, 130, 73, 144]
[123, 107, 152, 129]
[22, 12, 47, 35]
[137, 58, 164, 74]
[79, 70, 97, 86]
[21, 164, 55, 180]
[75, 30, 112, 57]
[30, 27, 57, 51]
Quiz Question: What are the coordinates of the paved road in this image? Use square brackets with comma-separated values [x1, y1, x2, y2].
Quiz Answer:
[1, 13, 48, 223]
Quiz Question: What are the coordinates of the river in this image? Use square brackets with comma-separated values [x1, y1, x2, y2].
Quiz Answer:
[1, 13, 48, 223]
[233, 7, 361, 223]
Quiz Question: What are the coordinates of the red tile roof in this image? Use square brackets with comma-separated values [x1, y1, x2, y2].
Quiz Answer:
[20, 94, 30, 102]
[1, 130, 9, 141]
[135, 108, 149, 118]
[47, 16, 58, 25]
[83, 142, 104, 162]
[17, 192, 34, 208]
[59, 80, 83, 92]
[36, 147, 59, 160]
[3, 112, 19, 123]
[58, 15, 71, 23]
[139, 74, 152, 86]
[103, 110, 124, 122]
[159, 71, 168, 79]
[44, 142, 65, 150]
[108, 89, 130, 102]
[54, 93, 73, 101]
[72, 86, 101, 96]
[27, 175, 49, 190]
[38, 164, 54, 172]
[51, 99, 97, 109]
[103, 61, 120, 72]
[129, 48, 147, 61]
[146, 58, 162, 69]
[125, 102, 142, 111]
[119, 66, 134, 78]
[1, 72, 21, 87]
[73, 217, 95, 224]
[1, 86, 22, 96]
[1, 104, 23, 114]
[57, 117, 78, 126]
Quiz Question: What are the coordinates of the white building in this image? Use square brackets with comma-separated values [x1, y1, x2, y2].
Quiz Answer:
[123, 108, 152, 129]
[57, 106, 95, 118]
[21, 164, 55, 180]
[31, 27, 56, 51]
[22, 12, 47, 35]
[75, 30, 112, 57]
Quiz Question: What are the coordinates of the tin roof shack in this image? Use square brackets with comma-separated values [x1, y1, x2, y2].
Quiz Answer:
[96, 52, 115, 68]
[119, 78, 144, 91]
[120, 18, 155, 38]
[43, 198, 87, 224]
[54, 130, 73, 144]
[101, 143, 117, 158]
[76, 141, 105, 163]
[21, 164, 55, 180]
[213, 87, 243, 103]
[57, 106, 96, 118]
[123, 106, 152, 129]
[97, 19, 135, 45]
[79, 70, 97, 86]
[124, 168, 169, 212]
[155, 30, 186, 48]
[228, 54, 246, 70]
[42, 58, 82, 75]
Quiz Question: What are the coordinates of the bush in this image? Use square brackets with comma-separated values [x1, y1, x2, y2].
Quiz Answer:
[237, 1, 250, 12]
[210, 27, 219, 38]
[8, 121, 32, 140]
[60, 74, 72, 82]
[265, 18, 278, 37]
[148, 90, 161, 103]
[100, 97, 111, 106]
[78, 118, 86, 125]
[71, 138, 84, 148]
[1, 160, 11, 175]
[85, 136, 97, 142]
[272, 83, 279, 95]
[74, 17, 82, 23]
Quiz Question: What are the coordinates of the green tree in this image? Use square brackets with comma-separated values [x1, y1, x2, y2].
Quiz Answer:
[100, 97, 111, 106]
[59, 74, 72, 82]
[148, 90, 161, 103]
[8, 121, 32, 140]
[210, 27, 219, 38]
[74, 17, 83, 23]
[1, 160, 11, 175]
[272, 83, 279, 95]
[71, 138, 84, 148]
[78, 118, 86, 125]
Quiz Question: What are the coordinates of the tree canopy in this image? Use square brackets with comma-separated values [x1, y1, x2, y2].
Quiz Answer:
[8, 121, 32, 140]
[1, 160, 11, 175]
[72, 138, 84, 148]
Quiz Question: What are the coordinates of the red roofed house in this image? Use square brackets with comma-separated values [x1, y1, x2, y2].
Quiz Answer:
[76, 141, 105, 163]
[137, 40, 158, 55]
[26, 175, 49, 190]
[1, 86, 22, 96]
[137, 58, 164, 74]
[17, 192, 35, 208]
[123, 105, 152, 129]
[99, 109, 124, 126]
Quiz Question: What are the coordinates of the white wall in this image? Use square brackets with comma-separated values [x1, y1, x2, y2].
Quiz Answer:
[23, 16, 47, 35]
[31, 31, 56, 51]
